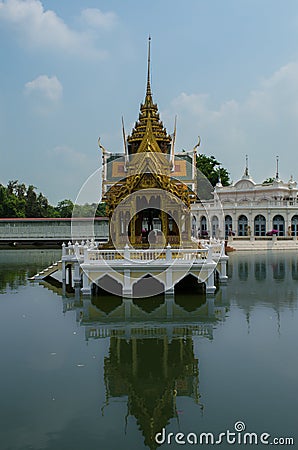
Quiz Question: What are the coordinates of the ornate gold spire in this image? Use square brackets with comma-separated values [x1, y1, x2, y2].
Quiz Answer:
[127, 37, 172, 154]
[146, 35, 152, 98]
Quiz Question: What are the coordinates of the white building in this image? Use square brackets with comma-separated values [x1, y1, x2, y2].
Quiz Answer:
[191, 164, 298, 240]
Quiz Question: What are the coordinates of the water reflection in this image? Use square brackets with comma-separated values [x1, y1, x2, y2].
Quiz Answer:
[44, 280, 228, 449]
[1, 250, 298, 449]
[228, 252, 298, 314]
[230, 251, 298, 283]
[79, 295, 227, 450]
[0, 249, 60, 293]
[103, 334, 200, 449]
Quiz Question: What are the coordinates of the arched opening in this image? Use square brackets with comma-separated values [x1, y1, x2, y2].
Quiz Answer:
[254, 214, 266, 236]
[132, 274, 165, 298]
[175, 274, 205, 311]
[130, 207, 162, 245]
[200, 215, 208, 238]
[272, 215, 285, 236]
[238, 215, 248, 236]
[225, 215, 232, 238]
[291, 215, 298, 236]
[93, 274, 123, 297]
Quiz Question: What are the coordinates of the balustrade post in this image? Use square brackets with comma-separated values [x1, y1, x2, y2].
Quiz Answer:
[74, 241, 79, 259]
[166, 243, 172, 262]
[84, 245, 89, 263]
[124, 244, 130, 260]
[207, 246, 213, 262]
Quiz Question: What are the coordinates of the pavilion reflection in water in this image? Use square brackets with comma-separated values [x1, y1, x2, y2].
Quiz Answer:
[85, 294, 226, 450]
[103, 332, 199, 449]
[40, 280, 228, 449]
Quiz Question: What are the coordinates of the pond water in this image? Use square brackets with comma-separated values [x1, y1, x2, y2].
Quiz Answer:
[0, 250, 297, 449]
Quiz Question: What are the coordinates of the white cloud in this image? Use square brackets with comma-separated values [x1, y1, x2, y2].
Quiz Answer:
[80, 8, 117, 30]
[50, 145, 87, 166]
[24, 75, 62, 101]
[0, 0, 110, 58]
[165, 61, 298, 182]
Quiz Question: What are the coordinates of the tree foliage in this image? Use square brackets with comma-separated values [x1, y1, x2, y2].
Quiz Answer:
[262, 177, 275, 185]
[0, 181, 107, 218]
[196, 154, 230, 187]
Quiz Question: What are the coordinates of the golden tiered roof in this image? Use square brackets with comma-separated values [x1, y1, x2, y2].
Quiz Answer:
[127, 37, 172, 154]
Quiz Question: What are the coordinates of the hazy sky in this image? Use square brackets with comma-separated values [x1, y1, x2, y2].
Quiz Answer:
[1, 0, 298, 204]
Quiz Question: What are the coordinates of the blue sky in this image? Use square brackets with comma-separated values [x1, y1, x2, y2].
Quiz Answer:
[1, 0, 298, 204]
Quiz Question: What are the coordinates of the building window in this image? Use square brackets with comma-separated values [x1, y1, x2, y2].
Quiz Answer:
[192, 215, 197, 237]
[272, 215, 285, 236]
[225, 215, 232, 238]
[199, 216, 208, 238]
[238, 215, 248, 236]
[291, 215, 298, 236]
[254, 214, 266, 236]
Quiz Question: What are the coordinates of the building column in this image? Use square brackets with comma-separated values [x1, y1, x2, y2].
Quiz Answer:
[123, 269, 132, 297]
[73, 262, 81, 284]
[218, 257, 228, 284]
[62, 261, 66, 282]
[81, 272, 91, 295]
[205, 270, 216, 295]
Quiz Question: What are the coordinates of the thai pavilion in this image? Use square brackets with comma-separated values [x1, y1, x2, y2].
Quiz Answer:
[33, 39, 228, 297]
[100, 37, 200, 250]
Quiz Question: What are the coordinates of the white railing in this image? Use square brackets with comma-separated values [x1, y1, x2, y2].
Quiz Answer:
[62, 239, 226, 265]
[84, 245, 210, 265]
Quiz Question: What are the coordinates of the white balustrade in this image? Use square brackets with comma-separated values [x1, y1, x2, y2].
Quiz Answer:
[62, 239, 225, 267]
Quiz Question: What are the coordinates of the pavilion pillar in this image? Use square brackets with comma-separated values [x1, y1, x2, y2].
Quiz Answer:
[62, 261, 66, 282]
[81, 272, 91, 295]
[205, 269, 216, 295]
[73, 262, 81, 284]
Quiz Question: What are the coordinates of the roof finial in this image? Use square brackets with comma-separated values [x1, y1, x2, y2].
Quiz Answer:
[170, 115, 177, 170]
[146, 35, 152, 96]
[245, 154, 249, 176]
[276, 155, 279, 180]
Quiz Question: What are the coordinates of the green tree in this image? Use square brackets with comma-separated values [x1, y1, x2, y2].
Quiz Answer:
[262, 177, 275, 185]
[55, 199, 74, 218]
[196, 154, 230, 187]
[96, 202, 107, 217]
[25, 185, 39, 217]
